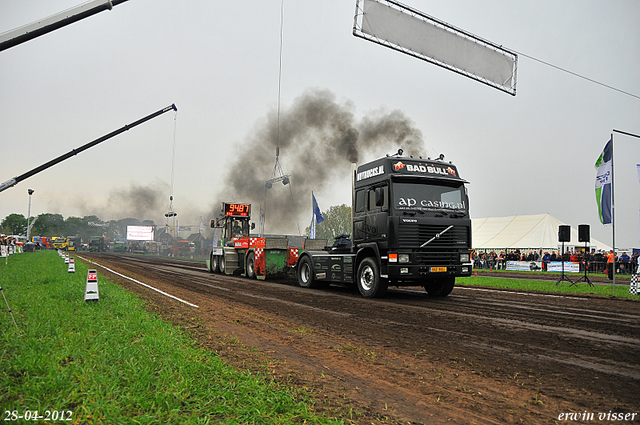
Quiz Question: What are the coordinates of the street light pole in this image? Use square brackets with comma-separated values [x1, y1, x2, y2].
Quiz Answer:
[26, 189, 34, 241]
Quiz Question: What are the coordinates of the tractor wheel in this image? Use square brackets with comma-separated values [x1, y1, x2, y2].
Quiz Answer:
[219, 255, 226, 274]
[246, 252, 257, 279]
[210, 254, 220, 273]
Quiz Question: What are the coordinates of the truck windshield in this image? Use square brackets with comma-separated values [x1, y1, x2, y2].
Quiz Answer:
[393, 182, 467, 213]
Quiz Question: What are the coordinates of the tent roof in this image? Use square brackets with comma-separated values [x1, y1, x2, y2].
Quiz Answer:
[472, 214, 611, 251]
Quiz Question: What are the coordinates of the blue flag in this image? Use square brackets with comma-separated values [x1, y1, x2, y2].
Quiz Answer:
[313, 193, 324, 224]
[310, 193, 324, 239]
[594, 139, 612, 225]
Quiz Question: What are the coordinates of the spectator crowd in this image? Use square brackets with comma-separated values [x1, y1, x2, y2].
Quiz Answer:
[473, 248, 639, 276]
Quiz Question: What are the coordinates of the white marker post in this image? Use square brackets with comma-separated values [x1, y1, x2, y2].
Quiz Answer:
[84, 269, 99, 301]
[68, 257, 75, 273]
[64, 254, 69, 264]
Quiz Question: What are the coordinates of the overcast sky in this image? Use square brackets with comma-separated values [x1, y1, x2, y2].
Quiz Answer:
[1, 0, 639, 249]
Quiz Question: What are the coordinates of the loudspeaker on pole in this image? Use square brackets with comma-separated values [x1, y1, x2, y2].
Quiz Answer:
[558, 225, 571, 243]
[578, 224, 590, 243]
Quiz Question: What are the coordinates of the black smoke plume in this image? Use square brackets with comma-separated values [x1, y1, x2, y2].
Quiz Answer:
[216, 88, 426, 233]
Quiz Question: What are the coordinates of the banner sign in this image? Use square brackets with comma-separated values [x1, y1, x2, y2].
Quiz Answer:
[547, 262, 580, 273]
[506, 261, 543, 272]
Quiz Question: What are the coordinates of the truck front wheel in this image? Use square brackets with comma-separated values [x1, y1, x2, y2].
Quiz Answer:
[357, 257, 388, 298]
[424, 277, 455, 297]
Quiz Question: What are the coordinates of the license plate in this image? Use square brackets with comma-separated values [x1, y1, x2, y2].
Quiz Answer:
[430, 267, 447, 272]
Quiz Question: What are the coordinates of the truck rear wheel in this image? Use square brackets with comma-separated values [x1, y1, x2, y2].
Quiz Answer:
[357, 257, 388, 298]
[246, 252, 256, 279]
[424, 277, 455, 297]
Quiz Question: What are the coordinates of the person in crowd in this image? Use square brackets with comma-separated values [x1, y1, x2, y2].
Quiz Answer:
[631, 252, 639, 274]
[542, 251, 551, 271]
[606, 250, 615, 279]
[618, 251, 630, 274]
[570, 250, 578, 262]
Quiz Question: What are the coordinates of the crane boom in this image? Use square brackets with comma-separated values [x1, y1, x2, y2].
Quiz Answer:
[0, 0, 129, 52]
[0, 103, 177, 193]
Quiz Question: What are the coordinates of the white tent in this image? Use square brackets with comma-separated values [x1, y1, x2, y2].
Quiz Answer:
[471, 214, 611, 251]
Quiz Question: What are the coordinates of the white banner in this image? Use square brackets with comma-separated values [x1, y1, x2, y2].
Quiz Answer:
[126, 225, 154, 241]
[547, 262, 580, 273]
[354, 0, 518, 95]
[506, 261, 543, 272]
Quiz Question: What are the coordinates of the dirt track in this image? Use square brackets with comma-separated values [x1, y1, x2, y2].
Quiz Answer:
[79, 253, 640, 424]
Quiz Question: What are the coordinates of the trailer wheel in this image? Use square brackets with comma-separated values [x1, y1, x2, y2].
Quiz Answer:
[357, 257, 388, 298]
[297, 256, 317, 288]
[246, 252, 256, 279]
[424, 277, 455, 297]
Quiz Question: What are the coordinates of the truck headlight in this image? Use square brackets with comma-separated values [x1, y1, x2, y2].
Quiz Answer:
[398, 253, 410, 263]
[460, 253, 470, 262]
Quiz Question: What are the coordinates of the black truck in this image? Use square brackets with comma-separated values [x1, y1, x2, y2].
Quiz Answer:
[296, 150, 472, 298]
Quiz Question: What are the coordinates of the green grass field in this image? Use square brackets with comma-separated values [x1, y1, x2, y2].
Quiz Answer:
[0, 250, 343, 424]
[1, 251, 637, 424]
[459, 274, 637, 298]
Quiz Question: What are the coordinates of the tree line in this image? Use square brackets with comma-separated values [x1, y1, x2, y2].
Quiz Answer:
[0, 213, 155, 242]
[2, 203, 352, 244]
[303, 204, 351, 243]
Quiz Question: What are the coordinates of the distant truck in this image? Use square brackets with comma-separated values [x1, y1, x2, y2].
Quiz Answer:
[113, 239, 127, 252]
[51, 236, 68, 250]
[176, 240, 195, 258]
[296, 150, 472, 298]
[67, 236, 81, 252]
[89, 236, 104, 252]
[30, 236, 45, 249]
[207, 202, 298, 279]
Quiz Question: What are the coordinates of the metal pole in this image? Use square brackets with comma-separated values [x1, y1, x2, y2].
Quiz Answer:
[0, 286, 19, 331]
[611, 133, 616, 290]
[611, 129, 640, 291]
[0, 0, 130, 53]
[0, 104, 177, 193]
[26, 190, 33, 241]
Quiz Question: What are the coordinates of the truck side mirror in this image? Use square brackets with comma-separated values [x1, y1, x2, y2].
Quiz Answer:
[210, 219, 215, 228]
[251, 222, 256, 230]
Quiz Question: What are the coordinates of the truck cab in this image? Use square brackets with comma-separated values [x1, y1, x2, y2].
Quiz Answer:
[297, 151, 472, 298]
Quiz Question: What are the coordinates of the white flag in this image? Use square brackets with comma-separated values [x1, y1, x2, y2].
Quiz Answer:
[259, 205, 265, 237]
[594, 139, 613, 225]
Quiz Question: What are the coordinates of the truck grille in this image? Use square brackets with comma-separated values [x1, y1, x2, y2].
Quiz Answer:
[398, 224, 469, 249]
[414, 251, 459, 266]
